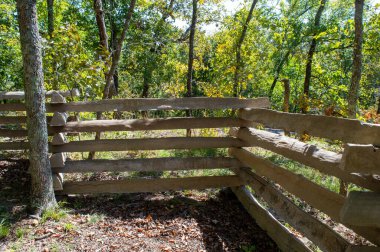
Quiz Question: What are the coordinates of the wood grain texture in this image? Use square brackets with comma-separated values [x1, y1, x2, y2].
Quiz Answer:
[52, 157, 242, 173]
[238, 167, 349, 252]
[231, 186, 311, 252]
[60, 175, 243, 194]
[239, 108, 380, 145]
[0, 97, 270, 112]
[340, 191, 380, 228]
[230, 148, 380, 245]
[49, 117, 255, 133]
[0, 89, 79, 100]
[340, 144, 380, 174]
[51, 137, 248, 152]
[236, 127, 380, 192]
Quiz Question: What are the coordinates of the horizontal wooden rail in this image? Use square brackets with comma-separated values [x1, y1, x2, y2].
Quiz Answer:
[238, 168, 349, 252]
[50, 117, 254, 133]
[239, 108, 380, 145]
[340, 144, 380, 174]
[230, 148, 380, 245]
[51, 137, 248, 152]
[0, 97, 270, 112]
[0, 142, 29, 150]
[233, 127, 380, 192]
[59, 175, 243, 194]
[231, 186, 311, 252]
[53, 157, 242, 173]
[0, 115, 77, 125]
[0, 89, 79, 100]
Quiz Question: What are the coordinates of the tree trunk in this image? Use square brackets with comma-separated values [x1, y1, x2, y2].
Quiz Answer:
[17, 0, 56, 215]
[186, 0, 197, 98]
[377, 94, 380, 114]
[102, 0, 136, 99]
[268, 50, 291, 98]
[47, 0, 54, 37]
[347, 0, 364, 118]
[94, 0, 108, 52]
[233, 0, 259, 97]
[302, 0, 327, 113]
[282, 79, 290, 113]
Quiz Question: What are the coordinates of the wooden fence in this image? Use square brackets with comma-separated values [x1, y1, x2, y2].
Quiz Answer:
[0, 93, 379, 251]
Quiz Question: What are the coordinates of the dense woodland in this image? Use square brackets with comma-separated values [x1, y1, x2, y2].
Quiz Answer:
[1, 0, 380, 119]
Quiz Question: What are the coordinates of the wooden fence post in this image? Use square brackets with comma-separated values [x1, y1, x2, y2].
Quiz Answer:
[49, 91, 67, 191]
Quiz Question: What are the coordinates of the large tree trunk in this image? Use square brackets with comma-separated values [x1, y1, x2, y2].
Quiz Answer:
[102, 0, 136, 99]
[233, 0, 259, 97]
[302, 0, 327, 113]
[186, 0, 197, 98]
[17, 0, 56, 215]
[347, 0, 364, 118]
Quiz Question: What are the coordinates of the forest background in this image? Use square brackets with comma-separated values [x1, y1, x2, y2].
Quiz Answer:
[1, 0, 380, 119]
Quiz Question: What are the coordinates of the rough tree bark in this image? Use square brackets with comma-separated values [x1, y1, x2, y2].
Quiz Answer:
[102, 0, 136, 99]
[233, 0, 259, 97]
[17, 0, 57, 215]
[302, 0, 327, 113]
[347, 0, 364, 118]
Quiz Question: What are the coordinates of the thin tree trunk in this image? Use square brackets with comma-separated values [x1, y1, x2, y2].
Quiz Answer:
[347, 0, 364, 118]
[233, 0, 259, 97]
[103, 0, 136, 99]
[282, 79, 290, 113]
[17, 0, 56, 215]
[268, 50, 291, 97]
[186, 0, 197, 98]
[377, 94, 380, 114]
[302, 0, 327, 113]
[186, 0, 198, 137]
[94, 0, 108, 52]
[47, 0, 54, 37]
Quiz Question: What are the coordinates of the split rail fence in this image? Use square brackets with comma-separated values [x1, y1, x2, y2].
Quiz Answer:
[0, 91, 379, 252]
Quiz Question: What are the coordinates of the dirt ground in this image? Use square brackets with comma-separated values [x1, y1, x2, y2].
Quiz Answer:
[0, 160, 279, 252]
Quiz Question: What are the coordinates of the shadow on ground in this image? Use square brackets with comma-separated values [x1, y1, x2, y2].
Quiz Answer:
[0, 160, 278, 251]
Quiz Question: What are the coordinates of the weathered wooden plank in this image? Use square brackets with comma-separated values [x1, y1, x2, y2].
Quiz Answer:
[51, 133, 67, 145]
[52, 157, 242, 173]
[50, 112, 68, 126]
[234, 127, 380, 192]
[0, 115, 76, 125]
[50, 117, 254, 133]
[50, 91, 66, 104]
[341, 144, 380, 174]
[60, 175, 243, 194]
[53, 173, 63, 191]
[0, 89, 79, 100]
[0, 97, 269, 112]
[50, 153, 66, 168]
[0, 129, 28, 137]
[0, 142, 29, 150]
[51, 137, 247, 153]
[238, 108, 380, 145]
[230, 148, 380, 245]
[345, 245, 380, 252]
[238, 167, 349, 252]
[340, 191, 380, 228]
[231, 186, 311, 252]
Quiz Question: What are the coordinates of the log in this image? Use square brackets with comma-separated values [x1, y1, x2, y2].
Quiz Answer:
[340, 144, 380, 174]
[0, 97, 270, 112]
[51, 137, 248, 153]
[238, 108, 380, 145]
[345, 246, 380, 252]
[0, 89, 79, 100]
[0, 129, 28, 138]
[340, 191, 380, 228]
[238, 168, 349, 252]
[230, 148, 380, 245]
[235, 127, 380, 192]
[50, 153, 66, 168]
[53, 173, 63, 191]
[231, 186, 311, 252]
[50, 112, 68, 126]
[49, 117, 255, 133]
[52, 157, 243, 173]
[59, 175, 243, 194]
[50, 91, 66, 104]
[0, 115, 76, 125]
[0, 142, 29, 150]
[51, 133, 67, 145]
